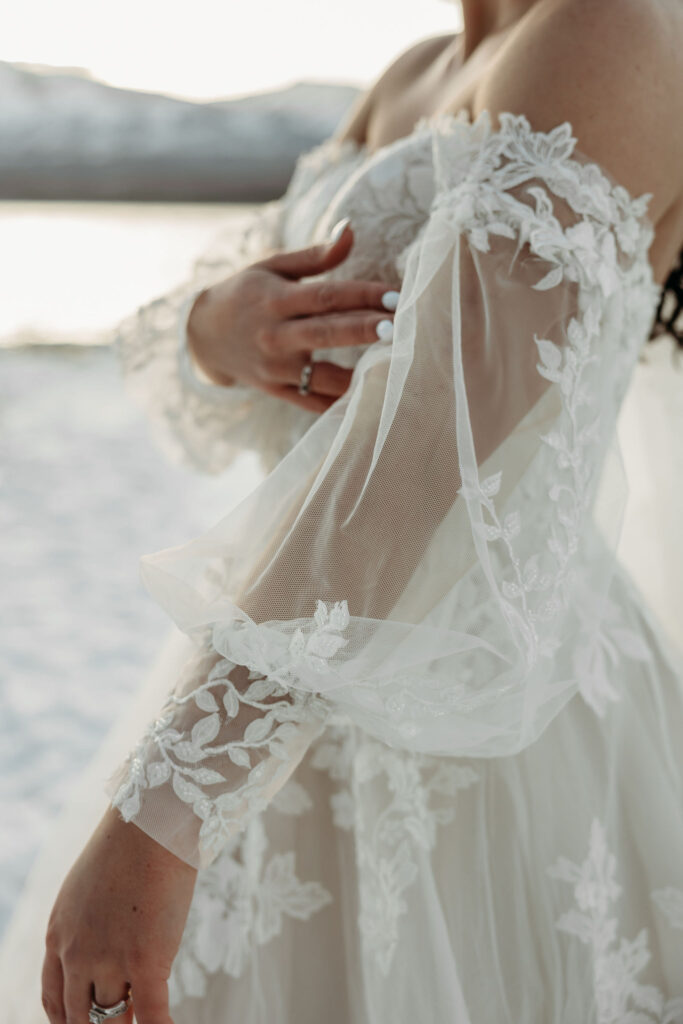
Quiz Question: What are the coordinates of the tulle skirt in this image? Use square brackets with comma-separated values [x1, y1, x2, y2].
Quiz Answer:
[2, 341, 683, 1024]
[1, 562, 683, 1024]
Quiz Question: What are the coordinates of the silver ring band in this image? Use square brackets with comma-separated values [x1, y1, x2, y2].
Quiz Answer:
[298, 361, 314, 396]
[89, 993, 132, 1022]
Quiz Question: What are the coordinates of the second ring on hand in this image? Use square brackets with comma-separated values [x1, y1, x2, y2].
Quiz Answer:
[298, 360, 314, 396]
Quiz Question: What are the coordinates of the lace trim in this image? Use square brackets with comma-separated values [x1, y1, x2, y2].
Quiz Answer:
[209, 134, 660, 727]
[428, 110, 655, 251]
[114, 196, 322, 475]
[344, 107, 655, 259]
[110, 655, 329, 865]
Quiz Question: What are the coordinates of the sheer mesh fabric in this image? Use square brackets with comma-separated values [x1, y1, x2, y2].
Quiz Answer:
[106, 112, 660, 870]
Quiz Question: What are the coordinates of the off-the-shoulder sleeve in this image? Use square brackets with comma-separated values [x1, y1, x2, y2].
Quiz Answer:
[106, 112, 661, 868]
[113, 136, 361, 475]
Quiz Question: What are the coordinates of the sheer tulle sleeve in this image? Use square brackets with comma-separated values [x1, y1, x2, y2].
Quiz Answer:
[113, 136, 361, 475]
[106, 113, 660, 868]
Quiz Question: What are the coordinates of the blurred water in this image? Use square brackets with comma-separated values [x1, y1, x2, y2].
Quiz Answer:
[0, 200, 257, 346]
[0, 201, 262, 936]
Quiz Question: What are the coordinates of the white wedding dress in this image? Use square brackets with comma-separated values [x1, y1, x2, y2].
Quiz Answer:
[2, 108, 683, 1024]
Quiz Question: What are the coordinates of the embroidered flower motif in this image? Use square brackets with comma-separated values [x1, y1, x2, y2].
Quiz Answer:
[546, 819, 682, 1023]
[169, 812, 332, 1004]
[356, 751, 479, 975]
[457, 294, 606, 670]
[433, 119, 655, 715]
[312, 727, 479, 976]
[289, 599, 350, 671]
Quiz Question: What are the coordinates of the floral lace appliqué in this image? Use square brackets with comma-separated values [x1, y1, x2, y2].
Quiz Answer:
[169, 798, 331, 1004]
[289, 599, 351, 671]
[110, 652, 328, 865]
[435, 112, 658, 717]
[546, 818, 682, 1024]
[312, 727, 479, 975]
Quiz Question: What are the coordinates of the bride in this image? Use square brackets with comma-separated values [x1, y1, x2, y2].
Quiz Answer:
[5, 0, 683, 1021]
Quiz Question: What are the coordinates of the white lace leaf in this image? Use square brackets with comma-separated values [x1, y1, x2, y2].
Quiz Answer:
[546, 818, 681, 1024]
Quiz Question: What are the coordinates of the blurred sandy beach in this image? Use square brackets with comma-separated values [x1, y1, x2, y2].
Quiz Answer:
[0, 200, 266, 936]
[0, 340, 265, 937]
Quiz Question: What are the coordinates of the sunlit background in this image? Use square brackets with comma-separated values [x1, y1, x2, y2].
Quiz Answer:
[2, 0, 682, 957]
[1, 0, 461, 344]
[0, 0, 461, 939]
[5, 0, 460, 100]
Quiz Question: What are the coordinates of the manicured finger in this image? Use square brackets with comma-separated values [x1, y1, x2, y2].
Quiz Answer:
[129, 974, 174, 1024]
[257, 220, 354, 280]
[280, 311, 395, 351]
[282, 281, 401, 318]
[41, 951, 66, 1024]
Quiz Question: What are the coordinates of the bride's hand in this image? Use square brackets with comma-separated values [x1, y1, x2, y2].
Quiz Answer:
[41, 804, 196, 1024]
[186, 218, 399, 413]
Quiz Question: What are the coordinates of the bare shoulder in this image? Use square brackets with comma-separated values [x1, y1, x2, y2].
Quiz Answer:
[335, 33, 460, 146]
[476, 0, 683, 220]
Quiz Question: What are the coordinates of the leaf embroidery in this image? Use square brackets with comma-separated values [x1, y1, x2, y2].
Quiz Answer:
[546, 819, 681, 1023]
[311, 728, 479, 975]
[169, 812, 331, 1004]
[110, 648, 328, 865]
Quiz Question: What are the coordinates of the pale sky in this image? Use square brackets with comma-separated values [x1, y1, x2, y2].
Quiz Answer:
[4, 0, 462, 100]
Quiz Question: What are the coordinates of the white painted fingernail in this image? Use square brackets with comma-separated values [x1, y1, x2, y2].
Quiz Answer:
[376, 319, 394, 342]
[329, 217, 351, 244]
[381, 290, 400, 312]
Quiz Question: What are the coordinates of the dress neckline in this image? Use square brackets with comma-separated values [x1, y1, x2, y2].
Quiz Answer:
[338, 107, 473, 163]
[329, 106, 656, 243]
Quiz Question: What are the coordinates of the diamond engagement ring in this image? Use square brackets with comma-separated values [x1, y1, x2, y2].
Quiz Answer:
[298, 361, 314, 396]
[88, 992, 132, 1022]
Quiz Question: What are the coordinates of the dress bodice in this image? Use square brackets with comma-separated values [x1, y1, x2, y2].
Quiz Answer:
[281, 119, 440, 288]
[278, 109, 659, 385]
[114, 109, 661, 476]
